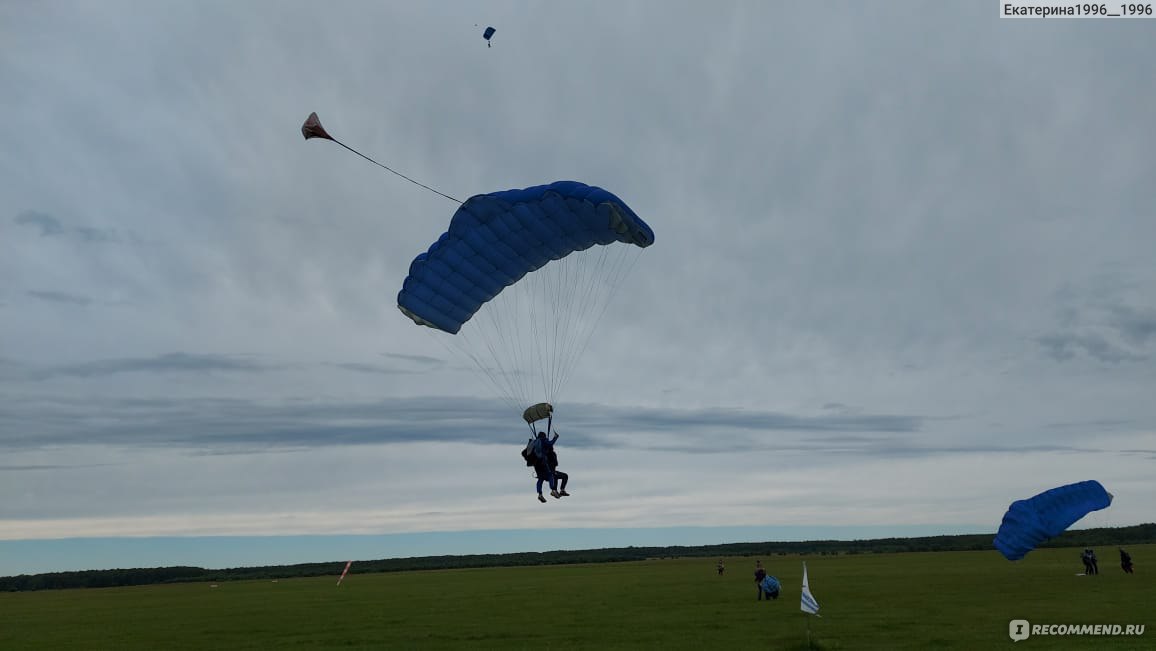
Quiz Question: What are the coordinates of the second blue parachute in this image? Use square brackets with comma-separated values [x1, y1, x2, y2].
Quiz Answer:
[993, 480, 1113, 561]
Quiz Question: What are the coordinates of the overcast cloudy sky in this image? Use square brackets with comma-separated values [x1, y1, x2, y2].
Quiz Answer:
[2, 2, 1153, 576]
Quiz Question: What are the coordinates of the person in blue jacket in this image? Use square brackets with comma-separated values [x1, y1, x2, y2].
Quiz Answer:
[532, 431, 560, 503]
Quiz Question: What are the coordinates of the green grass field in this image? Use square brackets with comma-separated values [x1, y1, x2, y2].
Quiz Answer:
[2, 545, 1152, 650]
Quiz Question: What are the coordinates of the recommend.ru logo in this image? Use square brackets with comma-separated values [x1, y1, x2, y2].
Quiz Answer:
[1009, 620, 1146, 641]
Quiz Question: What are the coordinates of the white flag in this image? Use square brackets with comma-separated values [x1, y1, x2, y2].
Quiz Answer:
[800, 561, 820, 616]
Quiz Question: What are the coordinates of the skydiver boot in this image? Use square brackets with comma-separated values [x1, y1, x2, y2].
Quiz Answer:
[550, 490, 561, 499]
[538, 494, 547, 503]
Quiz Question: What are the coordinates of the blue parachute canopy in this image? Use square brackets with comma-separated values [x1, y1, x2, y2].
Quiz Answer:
[993, 480, 1113, 561]
[483, 26, 496, 44]
[397, 181, 653, 335]
[761, 575, 781, 598]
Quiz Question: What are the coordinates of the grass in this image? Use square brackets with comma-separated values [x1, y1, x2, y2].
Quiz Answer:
[1, 544, 1152, 649]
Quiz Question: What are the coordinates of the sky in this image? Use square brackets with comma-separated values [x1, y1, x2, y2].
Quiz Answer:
[1, 1, 1154, 577]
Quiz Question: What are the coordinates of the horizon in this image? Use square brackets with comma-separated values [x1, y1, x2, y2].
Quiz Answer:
[5, 521, 1140, 577]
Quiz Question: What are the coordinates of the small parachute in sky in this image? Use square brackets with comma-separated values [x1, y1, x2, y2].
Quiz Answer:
[483, 26, 496, 47]
[993, 480, 1113, 561]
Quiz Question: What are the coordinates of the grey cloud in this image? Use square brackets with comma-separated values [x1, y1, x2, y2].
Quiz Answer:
[820, 402, 867, 415]
[31, 353, 278, 380]
[2, 355, 436, 383]
[332, 362, 417, 376]
[0, 358, 30, 381]
[73, 226, 120, 243]
[1109, 305, 1156, 346]
[0, 464, 116, 471]
[1045, 419, 1131, 430]
[382, 352, 444, 366]
[593, 405, 921, 434]
[7, 390, 1129, 467]
[1036, 332, 1147, 364]
[14, 210, 64, 236]
[0, 394, 925, 452]
[1040, 272, 1156, 364]
[25, 290, 92, 306]
[11, 210, 126, 244]
[644, 441, 1114, 459]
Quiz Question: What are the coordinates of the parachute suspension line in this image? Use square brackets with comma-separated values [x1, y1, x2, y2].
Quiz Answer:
[426, 327, 522, 414]
[487, 287, 524, 404]
[462, 303, 526, 411]
[565, 246, 618, 394]
[551, 245, 598, 399]
[444, 244, 638, 413]
[494, 277, 532, 404]
[451, 267, 543, 411]
[447, 280, 536, 414]
[513, 273, 529, 404]
[412, 220, 648, 415]
[557, 249, 595, 398]
[542, 254, 571, 404]
[531, 263, 551, 403]
[538, 250, 581, 402]
[510, 273, 530, 403]
[549, 250, 588, 400]
[547, 250, 580, 400]
[555, 245, 641, 399]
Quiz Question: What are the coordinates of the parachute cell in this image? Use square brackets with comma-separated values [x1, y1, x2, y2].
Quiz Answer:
[483, 26, 496, 46]
[992, 480, 1113, 561]
[397, 181, 653, 413]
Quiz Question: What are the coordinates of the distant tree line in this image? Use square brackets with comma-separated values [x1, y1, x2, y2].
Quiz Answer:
[3, 523, 1152, 592]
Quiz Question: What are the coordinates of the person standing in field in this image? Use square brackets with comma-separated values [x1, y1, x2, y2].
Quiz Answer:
[1080, 549, 1092, 574]
[754, 560, 767, 600]
[1088, 548, 1099, 575]
[717, 559, 725, 576]
[1119, 548, 1134, 574]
